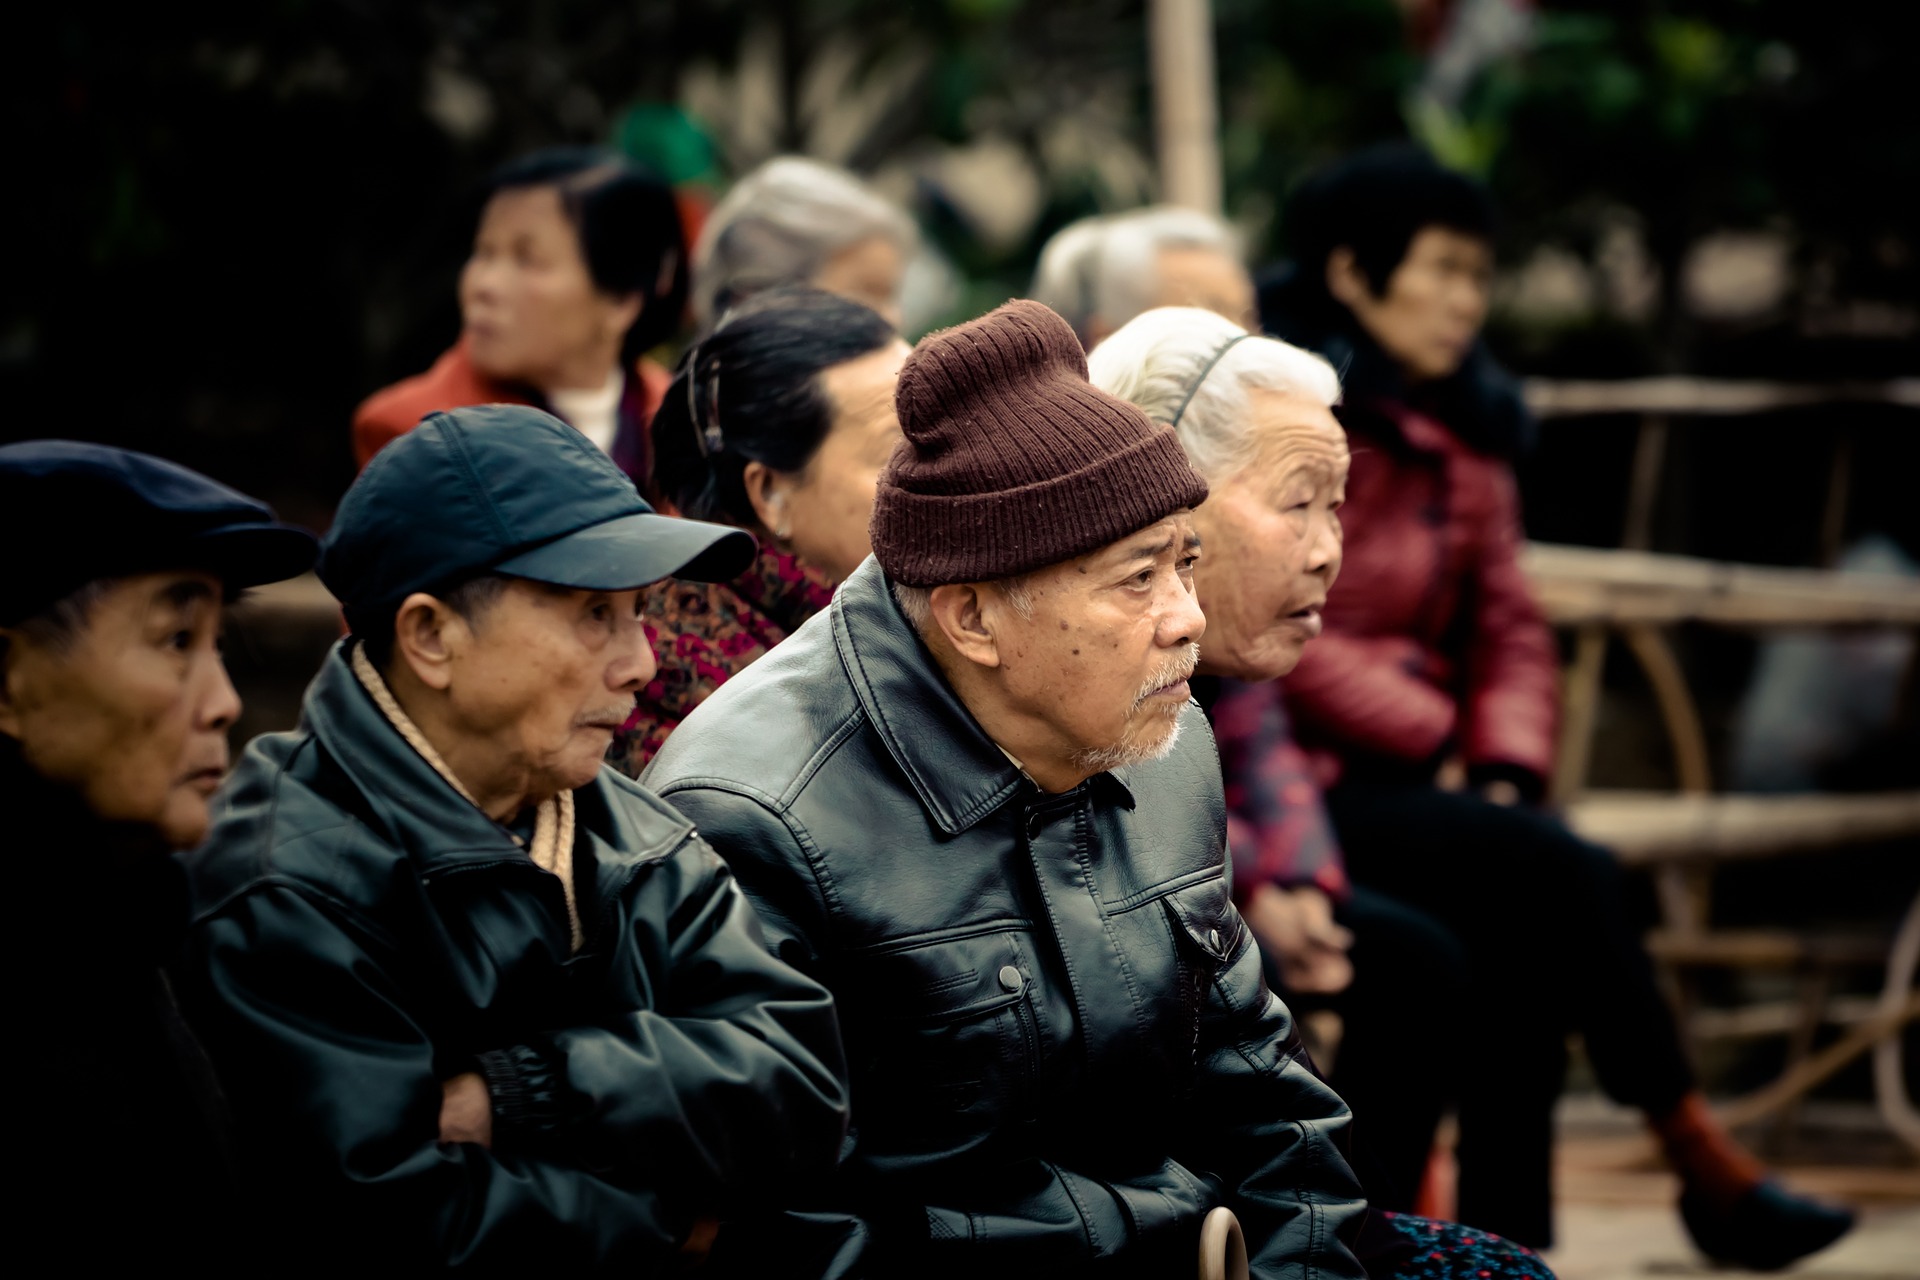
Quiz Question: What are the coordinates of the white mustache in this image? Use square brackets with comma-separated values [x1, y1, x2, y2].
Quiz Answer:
[1132, 642, 1201, 709]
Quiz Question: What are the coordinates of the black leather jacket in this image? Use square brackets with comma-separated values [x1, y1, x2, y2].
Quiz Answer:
[176, 643, 849, 1272]
[647, 559, 1369, 1279]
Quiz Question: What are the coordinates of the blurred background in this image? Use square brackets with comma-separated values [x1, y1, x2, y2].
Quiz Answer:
[11, 3, 1920, 1271]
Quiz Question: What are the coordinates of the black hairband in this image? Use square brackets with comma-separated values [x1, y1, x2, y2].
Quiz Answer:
[1167, 332, 1254, 429]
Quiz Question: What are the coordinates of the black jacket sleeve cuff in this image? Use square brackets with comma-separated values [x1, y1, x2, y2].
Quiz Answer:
[475, 1044, 572, 1137]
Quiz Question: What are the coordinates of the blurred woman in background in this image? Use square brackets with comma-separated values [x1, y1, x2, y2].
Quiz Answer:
[610, 286, 908, 774]
[353, 148, 688, 482]
[690, 156, 917, 332]
[1246, 143, 1852, 1268]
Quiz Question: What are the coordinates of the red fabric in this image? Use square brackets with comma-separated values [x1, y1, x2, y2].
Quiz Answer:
[351, 337, 672, 477]
[1284, 397, 1558, 790]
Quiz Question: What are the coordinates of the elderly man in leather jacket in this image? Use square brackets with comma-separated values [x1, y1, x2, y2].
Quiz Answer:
[176, 406, 849, 1272]
[648, 300, 1371, 1279]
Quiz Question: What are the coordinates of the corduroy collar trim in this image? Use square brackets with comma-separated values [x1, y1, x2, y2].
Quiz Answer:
[830, 558, 1134, 835]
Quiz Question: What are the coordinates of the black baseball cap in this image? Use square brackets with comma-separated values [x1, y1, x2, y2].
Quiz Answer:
[319, 404, 756, 630]
[0, 440, 319, 627]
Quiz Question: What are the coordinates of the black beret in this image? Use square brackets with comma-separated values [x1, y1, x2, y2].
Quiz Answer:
[0, 440, 318, 626]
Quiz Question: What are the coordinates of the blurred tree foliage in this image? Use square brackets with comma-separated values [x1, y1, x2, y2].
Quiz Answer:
[8, 0, 1912, 519]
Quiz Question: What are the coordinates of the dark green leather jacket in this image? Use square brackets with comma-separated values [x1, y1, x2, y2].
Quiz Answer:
[176, 643, 849, 1272]
[646, 559, 1370, 1280]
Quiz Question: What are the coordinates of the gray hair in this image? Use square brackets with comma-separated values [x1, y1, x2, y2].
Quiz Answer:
[1029, 206, 1242, 342]
[1086, 306, 1342, 479]
[692, 156, 919, 328]
[891, 575, 1036, 635]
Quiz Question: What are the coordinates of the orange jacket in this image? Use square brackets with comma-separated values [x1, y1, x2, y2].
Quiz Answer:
[352, 337, 672, 481]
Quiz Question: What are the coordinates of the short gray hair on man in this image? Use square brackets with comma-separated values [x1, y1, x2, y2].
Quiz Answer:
[1028, 206, 1242, 344]
[1086, 306, 1342, 480]
[1027, 213, 1114, 343]
[691, 156, 919, 328]
[891, 575, 1037, 635]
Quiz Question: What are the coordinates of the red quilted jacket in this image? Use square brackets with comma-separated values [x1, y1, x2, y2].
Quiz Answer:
[1283, 395, 1559, 792]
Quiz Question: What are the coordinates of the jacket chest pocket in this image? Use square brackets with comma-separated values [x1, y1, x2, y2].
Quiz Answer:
[1157, 875, 1243, 1072]
[848, 930, 1045, 1150]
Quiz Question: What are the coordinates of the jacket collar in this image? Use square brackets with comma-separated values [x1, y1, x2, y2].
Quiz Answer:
[830, 559, 1134, 835]
[300, 641, 537, 871]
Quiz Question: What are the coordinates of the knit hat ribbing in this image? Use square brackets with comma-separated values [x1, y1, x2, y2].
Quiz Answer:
[870, 299, 1209, 586]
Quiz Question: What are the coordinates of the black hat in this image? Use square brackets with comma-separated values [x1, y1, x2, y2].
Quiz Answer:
[320, 404, 755, 631]
[0, 441, 319, 627]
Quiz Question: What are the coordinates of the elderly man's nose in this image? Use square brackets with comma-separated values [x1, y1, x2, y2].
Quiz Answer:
[609, 620, 658, 693]
[200, 661, 243, 733]
[1162, 578, 1206, 646]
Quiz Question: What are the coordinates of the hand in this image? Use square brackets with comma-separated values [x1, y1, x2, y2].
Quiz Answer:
[1241, 884, 1354, 996]
[439, 1071, 494, 1148]
[1481, 778, 1523, 807]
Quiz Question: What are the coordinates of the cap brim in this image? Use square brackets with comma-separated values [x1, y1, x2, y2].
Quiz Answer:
[184, 523, 321, 593]
[493, 512, 757, 590]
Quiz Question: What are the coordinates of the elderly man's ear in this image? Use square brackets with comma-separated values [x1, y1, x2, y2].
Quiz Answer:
[391, 593, 464, 691]
[926, 584, 1005, 670]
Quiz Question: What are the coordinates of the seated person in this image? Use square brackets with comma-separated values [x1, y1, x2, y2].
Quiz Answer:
[353, 148, 688, 480]
[691, 156, 917, 331]
[1030, 205, 1258, 348]
[651, 299, 1445, 1279]
[176, 406, 849, 1270]
[612, 286, 908, 772]
[1089, 305, 1470, 1215]
[1259, 143, 1853, 1268]
[1, 441, 316, 1274]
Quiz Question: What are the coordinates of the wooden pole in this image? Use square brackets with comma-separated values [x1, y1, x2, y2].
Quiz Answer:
[1149, 0, 1222, 214]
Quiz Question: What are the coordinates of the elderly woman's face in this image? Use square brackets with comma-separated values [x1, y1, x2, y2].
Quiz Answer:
[809, 236, 906, 329]
[763, 340, 910, 582]
[460, 186, 638, 392]
[1337, 226, 1492, 383]
[1192, 390, 1348, 681]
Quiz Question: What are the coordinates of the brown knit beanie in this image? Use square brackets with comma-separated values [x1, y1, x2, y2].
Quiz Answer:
[871, 299, 1209, 586]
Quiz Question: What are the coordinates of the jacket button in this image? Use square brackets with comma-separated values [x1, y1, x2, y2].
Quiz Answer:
[998, 964, 1024, 993]
[1208, 928, 1222, 953]
[1026, 812, 1044, 837]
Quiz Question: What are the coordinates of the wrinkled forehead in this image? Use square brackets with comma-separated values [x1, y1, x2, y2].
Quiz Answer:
[1251, 400, 1350, 485]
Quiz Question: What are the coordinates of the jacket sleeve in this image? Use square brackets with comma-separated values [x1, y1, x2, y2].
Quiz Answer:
[478, 839, 848, 1197]
[183, 883, 701, 1271]
[1177, 892, 1370, 1280]
[1458, 465, 1558, 787]
[1282, 629, 1458, 764]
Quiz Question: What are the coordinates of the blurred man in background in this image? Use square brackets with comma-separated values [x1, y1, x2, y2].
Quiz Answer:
[1030, 204, 1257, 348]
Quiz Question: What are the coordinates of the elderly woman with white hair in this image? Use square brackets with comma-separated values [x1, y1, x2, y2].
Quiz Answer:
[1031, 206, 1258, 347]
[692, 156, 918, 331]
[1088, 306, 1472, 1223]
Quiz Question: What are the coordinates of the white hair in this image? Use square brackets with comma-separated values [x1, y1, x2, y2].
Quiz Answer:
[1029, 206, 1243, 342]
[1086, 306, 1343, 479]
[692, 156, 919, 328]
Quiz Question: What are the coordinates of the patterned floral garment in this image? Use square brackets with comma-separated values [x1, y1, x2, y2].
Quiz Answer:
[1373, 1211, 1556, 1280]
[1211, 676, 1351, 905]
[608, 545, 837, 777]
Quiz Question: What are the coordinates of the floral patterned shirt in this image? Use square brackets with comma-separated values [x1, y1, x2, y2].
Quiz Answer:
[608, 546, 837, 777]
